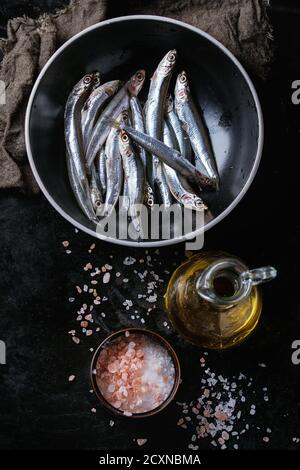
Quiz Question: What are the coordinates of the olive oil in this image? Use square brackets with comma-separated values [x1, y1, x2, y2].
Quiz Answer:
[165, 252, 276, 350]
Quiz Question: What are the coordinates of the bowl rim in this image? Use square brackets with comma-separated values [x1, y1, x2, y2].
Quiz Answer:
[25, 14, 264, 248]
[90, 327, 181, 418]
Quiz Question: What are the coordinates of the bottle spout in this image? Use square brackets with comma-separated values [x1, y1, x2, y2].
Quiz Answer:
[196, 258, 277, 308]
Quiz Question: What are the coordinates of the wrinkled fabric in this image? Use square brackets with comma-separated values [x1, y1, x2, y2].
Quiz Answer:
[0, 0, 273, 192]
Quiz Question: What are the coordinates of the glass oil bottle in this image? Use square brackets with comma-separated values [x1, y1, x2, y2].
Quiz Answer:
[165, 251, 276, 350]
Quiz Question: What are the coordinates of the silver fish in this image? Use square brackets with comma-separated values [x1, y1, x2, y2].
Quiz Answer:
[81, 72, 101, 132]
[66, 150, 97, 222]
[90, 162, 103, 211]
[130, 96, 148, 169]
[130, 96, 154, 207]
[97, 147, 107, 195]
[145, 50, 176, 203]
[163, 122, 207, 211]
[165, 95, 192, 161]
[118, 123, 215, 190]
[82, 80, 122, 150]
[64, 73, 97, 221]
[86, 70, 146, 167]
[119, 131, 145, 236]
[98, 112, 128, 218]
[175, 71, 219, 188]
[144, 182, 154, 208]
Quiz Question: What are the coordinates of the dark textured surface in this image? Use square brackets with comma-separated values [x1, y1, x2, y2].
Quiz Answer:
[0, 0, 300, 450]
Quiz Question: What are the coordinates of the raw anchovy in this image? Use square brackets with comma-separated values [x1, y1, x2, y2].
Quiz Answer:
[130, 96, 148, 168]
[121, 175, 130, 211]
[86, 70, 146, 167]
[64, 73, 97, 221]
[90, 162, 103, 211]
[81, 72, 100, 134]
[163, 122, 207, 211]
[82, 80, 121, 150]
[97, 147, 107, 195]
[98, 112, 128, 218]
[175, 71, 219, 188]
[144, 182, 154, 208]
[118, 123, 214, 190]
[66, 151, 97, 222]
[145, 50, 176, 203]
[130, 96, 154, 207]
[119, 131, 145, 236]
[156, 162, 173, 208]
[165, 95, 192, 161]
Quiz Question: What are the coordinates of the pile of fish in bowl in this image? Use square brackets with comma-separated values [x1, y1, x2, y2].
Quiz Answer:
[65, 49, 219, 239]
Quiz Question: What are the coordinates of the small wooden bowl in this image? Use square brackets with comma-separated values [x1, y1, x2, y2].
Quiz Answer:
[90, 328, 181, 418]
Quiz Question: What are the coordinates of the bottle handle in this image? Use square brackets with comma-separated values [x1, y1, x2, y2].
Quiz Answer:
[240, 266, 277, 285]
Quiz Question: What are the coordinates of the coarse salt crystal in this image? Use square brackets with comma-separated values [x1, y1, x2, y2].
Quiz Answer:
[137, 439, 147, 446]
[123, 257, 136, 265]
[103, 272, 110, 284]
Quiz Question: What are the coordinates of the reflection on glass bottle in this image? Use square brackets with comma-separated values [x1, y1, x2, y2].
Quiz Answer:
[165, 252, 276, 350]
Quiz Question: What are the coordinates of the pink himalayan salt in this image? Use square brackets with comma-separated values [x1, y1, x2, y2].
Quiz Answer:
[96, 332, 175, 414]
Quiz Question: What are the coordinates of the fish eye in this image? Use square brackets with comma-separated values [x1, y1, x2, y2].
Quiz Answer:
[84, 76, 92, 84]
[168, 52, 176, 62]
[93, 75, 100, 84]
[121, 133, 129, 143]
[121, 112, 128, 121]
[95, 200, 102, 207]
[179, 73, 187, 84]
[136, 72, 144, 82]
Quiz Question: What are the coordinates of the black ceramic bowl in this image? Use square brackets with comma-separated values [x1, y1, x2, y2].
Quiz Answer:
[25, 15, 263, 247]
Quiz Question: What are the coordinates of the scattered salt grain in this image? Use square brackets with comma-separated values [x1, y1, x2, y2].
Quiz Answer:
[62, 241, 69, 247]
[137, 439, 147, 447]
[123, 257, 136, 266]
[103, 273, 110, 284]
[84, 263, 93, 271]
[68, 375, 75, 382]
